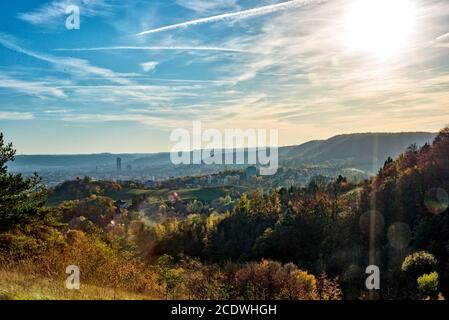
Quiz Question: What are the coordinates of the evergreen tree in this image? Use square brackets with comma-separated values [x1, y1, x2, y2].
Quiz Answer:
[0, 133, 47, 232]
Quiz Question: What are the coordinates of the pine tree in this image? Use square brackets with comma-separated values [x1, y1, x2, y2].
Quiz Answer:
[0, 133, 47, 232]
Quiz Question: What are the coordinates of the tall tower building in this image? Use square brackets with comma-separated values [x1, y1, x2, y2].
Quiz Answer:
[116, 157, 122, 171]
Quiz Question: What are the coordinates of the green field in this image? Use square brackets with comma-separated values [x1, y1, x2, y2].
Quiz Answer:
[48, 185, 247, 205]
[108, 186, 246, 203]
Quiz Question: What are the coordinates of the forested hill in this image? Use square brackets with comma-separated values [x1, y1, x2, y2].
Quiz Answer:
[279, 132, 437, 171]
[10, 132, 436, 174]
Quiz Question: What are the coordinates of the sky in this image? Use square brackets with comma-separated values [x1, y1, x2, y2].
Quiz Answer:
[0, 0, 448, 154]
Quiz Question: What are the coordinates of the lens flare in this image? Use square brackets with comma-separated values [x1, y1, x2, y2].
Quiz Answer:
[387, 222, 411, 249]
[424, 187, 449, 215]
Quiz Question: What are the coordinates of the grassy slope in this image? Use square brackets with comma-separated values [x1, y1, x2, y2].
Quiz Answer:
[0, 270, 155, 300]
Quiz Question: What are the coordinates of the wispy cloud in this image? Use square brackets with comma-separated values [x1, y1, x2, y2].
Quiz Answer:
[0, 111, 34, 120]
[0, 74, 66, 98]
[54, 46, 251, 53]
[17, 0, 111, 26]
[435, 32, 449, 41]
[186, 0, 449, 141]
[175, 0, 240, 14]
[0, 34, 131, 85]
[61, 113, 191, 129]
[3, 0, 449, 151]
[431, 31, 449, 48]
[141, 61, 159, 72]
[137, 0, 320, 35]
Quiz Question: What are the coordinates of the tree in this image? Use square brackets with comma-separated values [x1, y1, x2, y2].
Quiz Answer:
[156, 254, 185, 299]
[316, 273, 343, 300]
[0, 133, 47, 232]
[401, 251, 438, 279]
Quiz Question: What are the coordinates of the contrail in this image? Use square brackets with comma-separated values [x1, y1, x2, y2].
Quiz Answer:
[54, 46, 251, 53]
[435, 32, 449, 42]
[137, 0, 318, 36]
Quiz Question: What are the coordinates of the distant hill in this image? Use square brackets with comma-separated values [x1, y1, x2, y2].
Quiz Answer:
[279, 132, 437, 172]
[9, 132, 437, 175]
[10, 153, 143, 169]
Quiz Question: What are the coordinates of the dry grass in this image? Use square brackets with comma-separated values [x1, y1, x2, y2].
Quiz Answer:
[0, 269, 157, 300]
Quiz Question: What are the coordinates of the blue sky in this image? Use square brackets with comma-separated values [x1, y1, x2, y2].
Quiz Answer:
[0, 0, 448, 154]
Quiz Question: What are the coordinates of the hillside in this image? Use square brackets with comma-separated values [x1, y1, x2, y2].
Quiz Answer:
[9, 132, 437, 175]
[280, 132, 437, 172]
[1, 127, 448, 300]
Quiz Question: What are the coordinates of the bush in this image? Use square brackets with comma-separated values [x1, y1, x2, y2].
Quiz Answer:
[401, 251, 438, 279]
[232, 259, 318, 300]
[32, 230, 161, 295]
[417, 272, 439, 299]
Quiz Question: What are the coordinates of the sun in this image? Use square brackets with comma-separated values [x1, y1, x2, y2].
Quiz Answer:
[343, 0, 417, 58]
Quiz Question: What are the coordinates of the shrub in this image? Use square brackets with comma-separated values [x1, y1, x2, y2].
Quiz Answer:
[401, 251, 438, 278]
[232, 259, 318, 300]
[417, 272, 439, 299]
[32, 230, 161, 296]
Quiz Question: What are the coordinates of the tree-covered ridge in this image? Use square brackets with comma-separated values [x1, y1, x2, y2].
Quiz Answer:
[0, 128, 448, 300]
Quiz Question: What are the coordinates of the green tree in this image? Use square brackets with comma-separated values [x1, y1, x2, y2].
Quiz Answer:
[0, 133, 47, 232]
[156, 254, 185, 299]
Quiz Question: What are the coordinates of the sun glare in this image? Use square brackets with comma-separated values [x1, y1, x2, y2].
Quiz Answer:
[344, 0, 417, 58]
